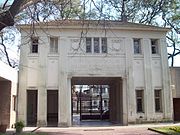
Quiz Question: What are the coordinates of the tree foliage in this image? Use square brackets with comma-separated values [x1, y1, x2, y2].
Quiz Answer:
[17, 0, 82, 23]
[0, 0, 179, 67]
[0, 0, 82, 67]
[102, 0, 180, 66]
[81, 0, 179, 67]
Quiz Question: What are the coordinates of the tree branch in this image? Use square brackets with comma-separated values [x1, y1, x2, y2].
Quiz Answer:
[0, 0, 42, 31]
[0, 36, 12, 67]
[0, 0, 26, 31]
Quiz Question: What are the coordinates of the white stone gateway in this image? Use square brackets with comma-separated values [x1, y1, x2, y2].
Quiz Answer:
[17, 20, 173, 127]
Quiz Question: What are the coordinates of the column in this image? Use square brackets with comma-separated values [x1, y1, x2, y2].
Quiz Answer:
[125, 38, 136, 122]
[109, 84, 116, 123]
[116, 80, 120, 123]
[58, 74, 68, 126]
[58, 37, 70, 127]
[143, 38, 153, 120]
[122, 78, 128, 125]
[17, 76, 27, 124]
[17, 38, 28, 125]
[159, 38, 173, 120]
[67, 77, 72, 126]
[37, 88, 47, 126]
[37, 36, 47, 126]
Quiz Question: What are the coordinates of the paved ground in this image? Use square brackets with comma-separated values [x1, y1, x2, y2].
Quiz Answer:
[36, 122, 180, 135]
[36, 126, 161, 135]
[7, 122, 180, 135]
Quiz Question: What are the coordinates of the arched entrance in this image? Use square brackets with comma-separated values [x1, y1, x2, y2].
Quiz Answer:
[71, 77, 123, 126]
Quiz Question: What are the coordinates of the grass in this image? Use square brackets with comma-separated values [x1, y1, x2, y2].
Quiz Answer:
[170, 127, 180, 133]
[149, 126, 180, 135]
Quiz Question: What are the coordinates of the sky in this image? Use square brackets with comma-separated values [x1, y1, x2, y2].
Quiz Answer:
[0, 0, 179, 67]
[169, 55, 180, 67]
[0, 0, 13, 3]
[0, 0, 13, 5]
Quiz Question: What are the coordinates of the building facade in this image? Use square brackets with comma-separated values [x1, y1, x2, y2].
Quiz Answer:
[170, 67, 180, 121]
[170, 67, 180, 98]
[0, 61, 17, 128]
[18, 20, 173, 127]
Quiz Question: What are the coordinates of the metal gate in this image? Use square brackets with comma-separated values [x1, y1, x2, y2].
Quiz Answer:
[73, 85, 109, 121]
[173, 98, 180, 121]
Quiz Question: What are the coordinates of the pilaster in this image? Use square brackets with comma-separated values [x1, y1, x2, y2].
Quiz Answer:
[37, 37, 47, 126]
[159, 38, 173, 119]
[58, 37, 70, 127]
[143, 38, 153, 120]
[17, 37, 28, 125]
[17, 75, 27, 124]
[125, 37, 135, 122]
[37, 88, 47, 126]
[122, 78, 128, 125]
[67, 77, 72, 126]
[115, 80, 121, 123]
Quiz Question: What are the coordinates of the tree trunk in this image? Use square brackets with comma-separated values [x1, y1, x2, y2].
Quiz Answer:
[0, 0, 26, 31]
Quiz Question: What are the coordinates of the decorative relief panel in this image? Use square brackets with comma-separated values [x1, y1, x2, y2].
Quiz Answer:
[152, 59, 162, 87]
[71, 39, 80, 50]
[69, 38, 84, 54]
[47, 59, 59, 87]
[133, 60, 145, 87]
[27, 58, 38, 87]
[68, 57, 126, 76]
[110, 38, 125, 54]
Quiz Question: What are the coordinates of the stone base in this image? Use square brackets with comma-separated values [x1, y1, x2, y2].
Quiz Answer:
[128, 118, 173, 124]
[37, 120, 47, 127]
[58, 122, 69, 127]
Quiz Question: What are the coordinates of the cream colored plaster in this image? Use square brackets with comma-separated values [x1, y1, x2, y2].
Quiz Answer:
[18, 22, 172, 126]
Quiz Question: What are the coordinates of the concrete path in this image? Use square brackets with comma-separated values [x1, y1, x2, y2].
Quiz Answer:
[7, 123, 180, 135]
[36, 126, 161, 135]
[36, 123, 180, 135]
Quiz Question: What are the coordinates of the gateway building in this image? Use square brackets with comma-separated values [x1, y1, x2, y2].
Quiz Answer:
[18, 20, 172, 127]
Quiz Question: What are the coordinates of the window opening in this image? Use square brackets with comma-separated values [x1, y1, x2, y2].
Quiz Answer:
[134, 39, 141, 54]
[86, 38, 92, 53]
[94, 38, 100, 53]
[31, 37, 38, 53]
[136, 90, 144, 113]
[102, 38, 107, 53]
[155, 89, 162, 112]
[151, 39, 158, 54]
[50, 37, 58, 53]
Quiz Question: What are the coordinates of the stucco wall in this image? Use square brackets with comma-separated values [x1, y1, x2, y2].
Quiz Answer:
[0, 81, 11, 126]
[170, 67, 180, 98]
[0, 61, 18, 128]
[18, 24, 172, 126]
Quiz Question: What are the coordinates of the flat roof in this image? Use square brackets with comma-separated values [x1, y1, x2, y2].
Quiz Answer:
[18, 19, 170, 32]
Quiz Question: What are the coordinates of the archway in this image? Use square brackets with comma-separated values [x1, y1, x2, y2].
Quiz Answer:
[71, 77, 123, 126]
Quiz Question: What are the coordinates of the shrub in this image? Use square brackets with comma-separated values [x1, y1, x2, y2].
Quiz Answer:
[14, 121, 25, 134]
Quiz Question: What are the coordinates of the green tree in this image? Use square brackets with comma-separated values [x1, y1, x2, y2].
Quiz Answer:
[88, 0, 180, 66]
[0, 0, 179, 67]
[162, 0, 180, 66]
[0, 0, 82, 67]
